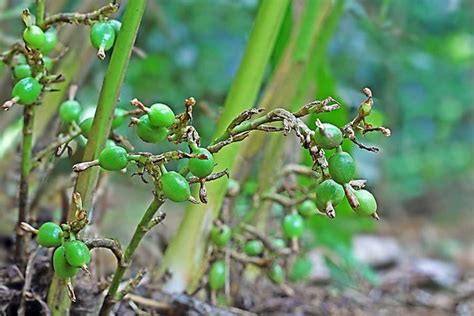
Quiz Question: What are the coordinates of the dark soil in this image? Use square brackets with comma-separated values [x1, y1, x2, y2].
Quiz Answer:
[1, 214, 473, 315]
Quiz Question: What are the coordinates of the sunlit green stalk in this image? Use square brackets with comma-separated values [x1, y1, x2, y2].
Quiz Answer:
[159, 0, 290, 293]
[254, 0, 346, 228]
[47, 1, 147, 313]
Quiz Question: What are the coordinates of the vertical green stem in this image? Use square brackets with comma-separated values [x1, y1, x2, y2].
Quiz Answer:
[14, 0, 45, 268]
[47, 1, 147, 314]
[36, 0, 45, 26]
[159, 0, 290, 293]
[253, 0, 345, 228]
[69, 0, 147, 219]
[99, 196, 163, 316]
[15, 106, 34, 267]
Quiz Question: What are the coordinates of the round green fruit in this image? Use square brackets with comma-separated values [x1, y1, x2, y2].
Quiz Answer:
[136, 115, 168, 143]
[353, 189, 377, 216]
[59, 100, 82, 124]
[313, 123, 343, 149]
[112, 108, 127, 129]
[282, 213, 304, 238]
[99, 146, 128, 171]
[79, 118, 94, 138]
[208, 260, 226, 290]
[289, 256, 312, 282]
[13, 64, 31, 79]
[53, 246, 78, 279]
[23, 25, 45, 49]
[210, 225, 232, 248]
[271, 238, 286, 250]
[160, 171, 191, 202]
[297, 200, 316, 217]
[188, 148, 214, 178]
[315, 179, 345, 210]
[244, 240, 264, 256]
[148, 103, 175, 128]
[36, 222, 63, 248]
[268, 263, 285, 284]
[328, 151, 355, 184]
[40, 28, 58, 54]
[12, 77, 42, 105]
[64, 240, 91, 267]
[90, 22, 116, 51]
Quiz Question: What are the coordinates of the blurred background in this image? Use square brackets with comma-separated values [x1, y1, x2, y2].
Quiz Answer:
[0, 0, 473, 313]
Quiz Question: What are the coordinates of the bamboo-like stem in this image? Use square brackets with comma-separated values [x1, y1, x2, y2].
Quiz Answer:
[99, 196, 164, 316]
[239, 0, 333, 172]
[252, 0, 345, 229]
[159, 0, 290, 293]
[47, 0, 147, 313]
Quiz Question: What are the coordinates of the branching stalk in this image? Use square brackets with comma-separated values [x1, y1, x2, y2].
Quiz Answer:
[99, 195, 164, 316]
[42, 2, 119, 29]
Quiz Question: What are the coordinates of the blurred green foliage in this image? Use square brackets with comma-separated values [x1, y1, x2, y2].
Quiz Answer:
[326, 0, 473, 209]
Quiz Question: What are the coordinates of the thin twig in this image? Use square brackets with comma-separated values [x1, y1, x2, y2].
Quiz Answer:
[42, 2, 119, 29]
[84, 238, 123, 265]
[117, 270, 147, 301]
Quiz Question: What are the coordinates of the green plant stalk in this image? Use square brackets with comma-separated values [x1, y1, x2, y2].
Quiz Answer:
[232, 0, 324, 176]
[47, 1, 147, 314]
[270, 3, 293, 69]
[159, 0, 290, 293]
[99, 196, 163, 316]
[14, 0, 46, 268]
[36, 0, 45, 26]
[15, 106, 34, 267]
[234, 0, 333, 227]
[254, 0, 346, 228]
[68, 0, 147, 220]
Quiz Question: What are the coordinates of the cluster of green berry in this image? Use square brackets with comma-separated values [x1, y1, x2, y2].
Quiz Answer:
[308, 122, 378, 217]
[1, 11, 123, 110]
[77, 100, 217, 203]
[3, 24, 58, 108]
[204, 120, 381, 291]
[206, 211, 306, 291]
[5, 29, 57, 105]
[34, 222, 91, 279]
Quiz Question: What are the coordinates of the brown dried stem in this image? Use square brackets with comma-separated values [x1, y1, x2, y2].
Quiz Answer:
[84, 238, 123, 264]
[42, 2, 119, 29]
